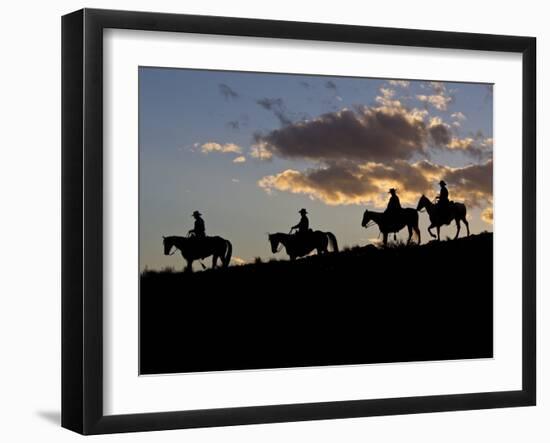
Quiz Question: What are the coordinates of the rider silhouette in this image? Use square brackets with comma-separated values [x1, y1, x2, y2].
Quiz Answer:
[436, 180, 450, 219]
[291, 208, 309, 235]
[188, 210, 206, 238]
[385, 188, 402, 215]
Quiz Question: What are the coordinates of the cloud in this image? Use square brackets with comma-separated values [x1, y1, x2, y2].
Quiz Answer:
[258, 159, 493, 209]
[226, 120, 240, 130]
[416, 81, 453, 111]
[416, 94, 452, 111]
[232, 155, 246, 163]
[254, 103, 431, 164]
[443, 136, 493, 159]
[256, 97, 292, 126]
[443, 160, 493, 206]
[481, 207, 493, 224]
[451, 111, 467, 121]
[389, 80, 410, 88]
[428, 117, 452, 146]
[299, 80, 310, 88]
[447, 137, 476, 151]
[201, 142, 242, 155]
[219, 83, 239, 100]
[254, 95, 488, 163]
[249, 143, 273, 160]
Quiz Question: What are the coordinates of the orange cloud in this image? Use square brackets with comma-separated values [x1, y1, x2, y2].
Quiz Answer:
[259, 160, 493, 210]
[481, 207, 493, 224]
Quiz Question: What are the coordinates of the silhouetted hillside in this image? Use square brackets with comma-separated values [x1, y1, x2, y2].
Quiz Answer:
[140, 233, 493, 375]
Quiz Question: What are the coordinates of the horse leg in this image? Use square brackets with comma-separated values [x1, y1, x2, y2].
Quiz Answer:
[406, 225, 413, 245]
[383, 232, 388, 247]
[428, 224, 436, 239]
[185, 259, 193, 273]
[454, 218, 461, 240]
[212, 254, 218, 268]
[414, 226, 421, 244]
[464, 217, 470, 236]
[437, 226, 441, 241]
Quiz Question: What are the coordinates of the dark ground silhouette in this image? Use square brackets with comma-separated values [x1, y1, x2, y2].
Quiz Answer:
[140, 232, 493, 374]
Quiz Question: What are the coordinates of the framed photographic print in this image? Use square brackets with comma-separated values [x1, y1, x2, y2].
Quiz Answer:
[62, 8, 536, 435]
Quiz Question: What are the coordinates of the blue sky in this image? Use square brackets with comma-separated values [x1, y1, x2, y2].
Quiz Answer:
[139, 67, 493, 271]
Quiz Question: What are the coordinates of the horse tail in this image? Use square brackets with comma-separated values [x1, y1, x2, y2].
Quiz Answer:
[326, 232, 339, 253]
[223, 240, 232, 267]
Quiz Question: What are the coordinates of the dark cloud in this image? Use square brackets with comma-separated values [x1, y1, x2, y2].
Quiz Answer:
[256, 97, 292, 126]
[299, 80, 311, 88]
[325, 80, 338, 91]
[253, 98, 489, 165]
[255, 105, 429, 163]
[428, 121, 452, 146]
[443, 160, 493, 206]
[219, 83, 239, 100]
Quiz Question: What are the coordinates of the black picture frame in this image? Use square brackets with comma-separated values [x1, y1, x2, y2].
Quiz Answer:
[62, 8, 536, 435]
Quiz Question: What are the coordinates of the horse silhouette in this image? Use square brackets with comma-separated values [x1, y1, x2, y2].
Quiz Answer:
[163, 235, 232, 272]
[361, 208, 420, 247]
[268, 231, 338, 260]
[416, 195, 469, 240]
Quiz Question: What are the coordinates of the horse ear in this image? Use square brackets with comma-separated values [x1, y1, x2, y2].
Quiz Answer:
[162, 235, 166, 239]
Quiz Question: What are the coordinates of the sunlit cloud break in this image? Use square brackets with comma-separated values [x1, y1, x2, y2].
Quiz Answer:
[233, 156, 247, 163]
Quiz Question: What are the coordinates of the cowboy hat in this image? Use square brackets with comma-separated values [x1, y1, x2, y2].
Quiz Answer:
[192, 210, 202, 217]
[439, 180, 447, 186]
[299, 208, 308, 214]
[388, 188, 397, 194]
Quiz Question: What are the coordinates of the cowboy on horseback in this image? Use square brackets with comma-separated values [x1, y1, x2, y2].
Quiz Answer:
[188, 210, 206, 238]
[435, 180, 450, 222]
[384, 188, 402, 234]
[291, 208, 310, 235]
[385, 188, 402, 214]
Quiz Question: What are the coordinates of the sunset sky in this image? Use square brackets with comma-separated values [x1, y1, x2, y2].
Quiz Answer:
[139, 67, 493, 271]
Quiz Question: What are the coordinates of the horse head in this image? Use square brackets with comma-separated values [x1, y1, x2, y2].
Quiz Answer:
[268, 233, 281, 254]
[416, 195, 430, 211]
[163, 236, 174, 256]
[361, 209, 371, 227]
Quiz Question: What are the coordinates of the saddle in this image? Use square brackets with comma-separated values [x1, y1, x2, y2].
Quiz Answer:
[188, 233, 208, 242]
[436, 201, 455, 224]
